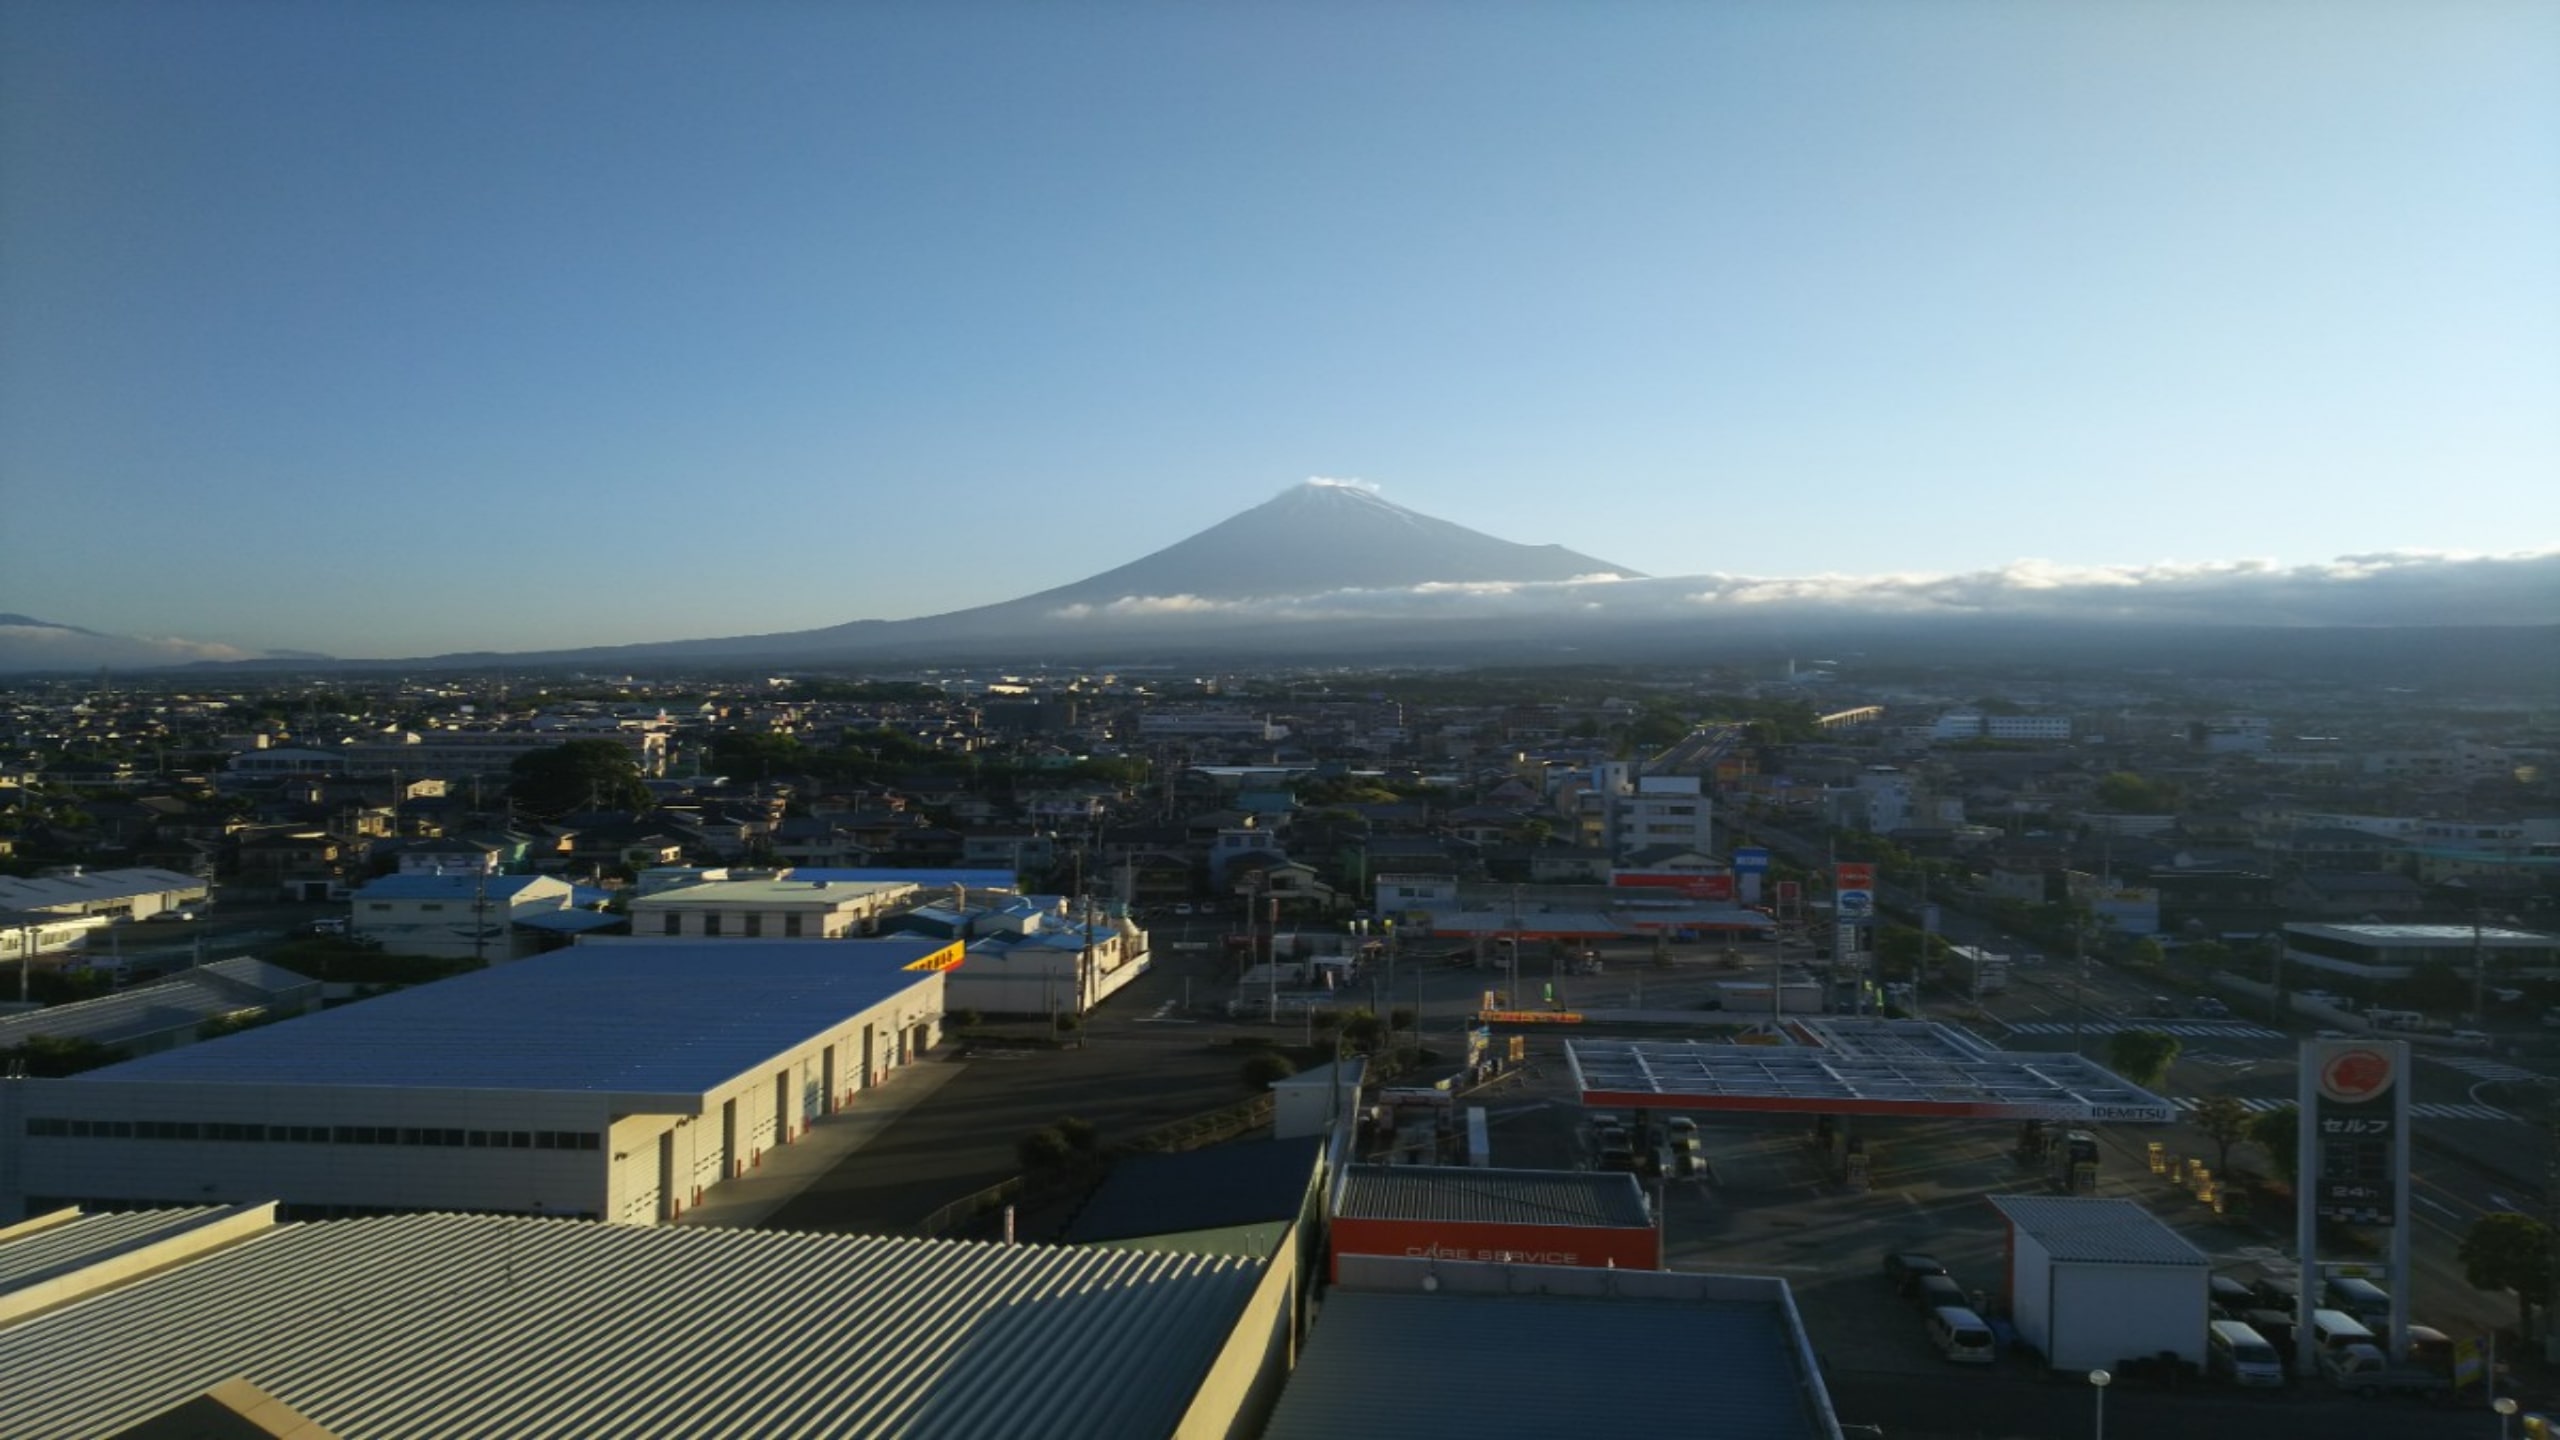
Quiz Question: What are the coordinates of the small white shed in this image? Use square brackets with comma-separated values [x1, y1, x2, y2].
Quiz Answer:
[1989, 1194, 2211, 1372]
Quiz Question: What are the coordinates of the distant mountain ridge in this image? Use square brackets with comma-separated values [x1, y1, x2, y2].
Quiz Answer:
[5, 482, 2555, 681]
[1031, 481, 1641, 602]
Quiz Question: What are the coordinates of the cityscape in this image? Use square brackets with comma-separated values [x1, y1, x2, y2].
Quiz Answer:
[4, 3, 2555, 1437]
[0, 651, 2553, 1437]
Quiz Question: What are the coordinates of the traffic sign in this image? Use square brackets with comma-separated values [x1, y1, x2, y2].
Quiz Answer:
[1837, 890, 1874, 920]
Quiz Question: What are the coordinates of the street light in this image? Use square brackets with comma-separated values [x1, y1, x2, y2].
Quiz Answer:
[2087, 1368, 2110, 1440]
[2496, 1395, 2519, 1440]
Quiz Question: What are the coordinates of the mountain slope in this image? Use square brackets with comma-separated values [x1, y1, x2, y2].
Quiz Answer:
[1028, 481, 1640, 604]
[338, 481, 1646, 666]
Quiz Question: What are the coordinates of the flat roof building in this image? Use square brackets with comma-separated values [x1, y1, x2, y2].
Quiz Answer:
[2, 939, 957, 1225]
[2282, 921, 2558, 983]
[0, 1204, 1286, 1440]
[626, 876, 918, 940]
[1266, 1255, 1841, 1439]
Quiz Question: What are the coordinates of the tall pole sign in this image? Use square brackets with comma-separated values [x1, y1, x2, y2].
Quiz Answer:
[1732, 847, 1771, 906]
[1834, 863, 1876, 1014]
[2295, 1036, 2413, 1373]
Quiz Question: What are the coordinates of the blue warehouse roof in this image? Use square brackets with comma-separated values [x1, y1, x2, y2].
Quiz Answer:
[77, 939, 953, 1102]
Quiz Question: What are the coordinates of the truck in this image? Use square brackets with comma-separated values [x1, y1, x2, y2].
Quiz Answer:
[1944, 945, 2010, 997]
[2317, 1343, 2453, 1400]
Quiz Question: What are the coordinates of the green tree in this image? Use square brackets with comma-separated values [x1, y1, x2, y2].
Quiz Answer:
[708, 732, 809, 780]
[1338, 1008, 1385, 1054]
[2460, 1213, 2559, 1342]
[2187, 1094, 2256, 1177]
[1016, 1126, 1073, 1171]
[0, 1034, 120, 1077]
[2251, 1105, 2301, 1185]
[2105, 1029, 2182, 1088]
[1241, 1051, 1297, 1088]
[507, 740, 652, 821]
[1388, 1004, 1418, 1039]
[2094, 771, 2182, 813]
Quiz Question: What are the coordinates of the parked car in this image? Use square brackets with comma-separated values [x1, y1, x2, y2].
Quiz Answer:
[308, 916, 350, 936]
[1911, 1274, 1968, 1312]
[2448, 1030, 2495, 1051]
[2208, 1274, 2257, 1317]
[2319, 1343, 2451, 1399]
[1927, 1305, 1999, 1364]
[2194, 996, 2231, 1018]
[1882, 1251, 1948, 1295]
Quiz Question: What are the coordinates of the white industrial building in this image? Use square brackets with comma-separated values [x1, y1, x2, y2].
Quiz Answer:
[0, 938, 957, 1226]
[626, 875, 918, 939]
[348, 871, 600, 961]
[1989, 1194, 2210, 1372]
[891, 891, 1153, 1016]
[0, 866, 209, 923]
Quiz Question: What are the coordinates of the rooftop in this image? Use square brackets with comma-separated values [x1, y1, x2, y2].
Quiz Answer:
[1987, 1194, 2213, 1267]
[1335, 1165, 1654, 1229]
[1568, 1020, 2177, 1123]
[1266, 1261, 1835, 1440]
[0, 1211, 1264, 1440]
[71, 940, 955, 1100]
[2287, 922, 2553, 944]
[627, 877, 916, 907]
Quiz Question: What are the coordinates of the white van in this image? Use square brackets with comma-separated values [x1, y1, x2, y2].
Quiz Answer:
[1928, 1305, 1998, 1364]
[2310, 1307, 2376, 1354]
[2208, 1319, 2285, 1387]
[2323, 1276, 2391, 1326]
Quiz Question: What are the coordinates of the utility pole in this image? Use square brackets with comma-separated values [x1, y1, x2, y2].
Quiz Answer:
[2071, 924, 2089, 1057]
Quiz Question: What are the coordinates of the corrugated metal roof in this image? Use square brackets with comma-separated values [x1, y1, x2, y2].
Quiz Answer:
[199, 955, 317, 995]
[0, 868, 205, 908]
[0, 1213, 1266, 1440]
[1263, 1290, 1826, 1439]
[1337, 1165, 1653, 1229]
[0, 1206, 229, 1291]
[1987, 1194, 2211, 1266]
[0, 960, 314, 1050]
[75, 941, 948, 1097]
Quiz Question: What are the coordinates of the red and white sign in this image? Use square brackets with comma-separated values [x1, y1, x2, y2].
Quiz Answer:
[1834, 863, 1875, 893]
[1612, 871, 1735, 901]
[2317, 1046, 2396, 1105]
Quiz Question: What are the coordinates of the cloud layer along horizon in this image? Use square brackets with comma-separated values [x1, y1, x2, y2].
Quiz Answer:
[1046, 549, 2560, 628]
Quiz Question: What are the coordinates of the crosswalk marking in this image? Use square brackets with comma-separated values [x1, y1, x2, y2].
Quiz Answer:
[2170, 1096, 2516, 1122]
[2003, 1020, 2283, 1040]
[2432, 1055, 2543, 1083]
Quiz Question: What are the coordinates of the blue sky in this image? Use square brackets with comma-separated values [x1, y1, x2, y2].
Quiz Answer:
[4, 0, 2554, 659]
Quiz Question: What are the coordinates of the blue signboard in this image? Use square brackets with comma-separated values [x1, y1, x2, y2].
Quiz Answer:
[1732, 847, 1772, 874]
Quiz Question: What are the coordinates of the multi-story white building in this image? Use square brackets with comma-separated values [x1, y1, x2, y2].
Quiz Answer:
[625, 877, 917, 940]
[1, 938, 955, 1226]
[1610, 775, 1712, 860]
[350, 872, 588, 961]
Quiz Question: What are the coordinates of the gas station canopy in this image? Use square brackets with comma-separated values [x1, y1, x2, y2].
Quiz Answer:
[1566, 1019, 2177, 1124]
